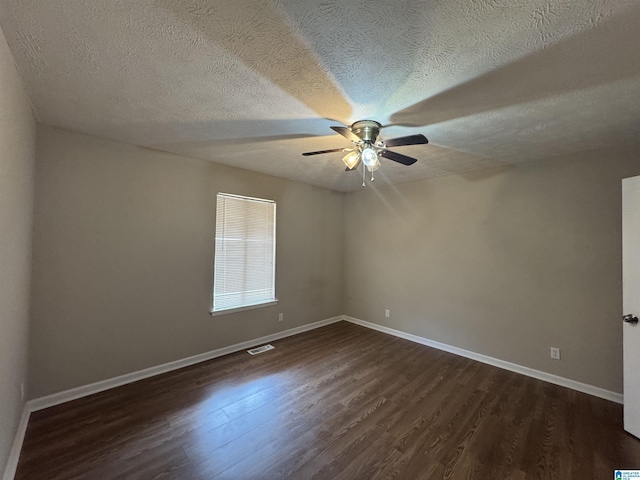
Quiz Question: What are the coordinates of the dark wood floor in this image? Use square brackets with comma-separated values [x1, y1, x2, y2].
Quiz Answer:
[16, 321, 640, 479]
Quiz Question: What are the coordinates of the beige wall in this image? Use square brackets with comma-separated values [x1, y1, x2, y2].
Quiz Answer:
[29, 125, 344, 398]
[27, 124, 640, 400]
[0, 26, 35, 475]
[345, 151, 640, 393]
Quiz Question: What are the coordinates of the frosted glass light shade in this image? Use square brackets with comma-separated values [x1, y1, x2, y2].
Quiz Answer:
[366, 157, 380, 172]
[342, 151, 360, 169]
[361, 146, 377, 166]
[362, 147, 380, 171]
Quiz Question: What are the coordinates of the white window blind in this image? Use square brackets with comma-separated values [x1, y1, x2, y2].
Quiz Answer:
[213, 193, 276, 313]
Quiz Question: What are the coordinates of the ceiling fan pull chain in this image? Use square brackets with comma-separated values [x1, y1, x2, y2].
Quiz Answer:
[371, 170, 374, 182]
[362, 163, 366, 187]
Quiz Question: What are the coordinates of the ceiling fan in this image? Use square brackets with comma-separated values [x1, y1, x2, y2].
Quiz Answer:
[301, 120, 428, 186]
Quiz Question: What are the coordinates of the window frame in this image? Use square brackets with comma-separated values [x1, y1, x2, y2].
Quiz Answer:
[210, 193, 277, 316]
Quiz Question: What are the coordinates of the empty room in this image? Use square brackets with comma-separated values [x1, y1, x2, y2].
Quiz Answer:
[2, 0, 640, 479]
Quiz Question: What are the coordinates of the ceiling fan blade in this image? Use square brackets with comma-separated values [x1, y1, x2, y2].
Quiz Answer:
[383, 134, 428, 148]
[379, 149, 418, 166]
[302, 148, 346, 156]
[330, 126, 363, 143]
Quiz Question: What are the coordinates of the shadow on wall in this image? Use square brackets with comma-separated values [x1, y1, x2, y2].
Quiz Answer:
[391, 5, 640, 127]
[157, 0, 352, 124]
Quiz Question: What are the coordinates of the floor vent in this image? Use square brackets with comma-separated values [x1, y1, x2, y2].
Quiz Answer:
[247, 344, 275, 355]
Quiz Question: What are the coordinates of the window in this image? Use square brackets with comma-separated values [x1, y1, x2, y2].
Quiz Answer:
[212, 193, 277, 314]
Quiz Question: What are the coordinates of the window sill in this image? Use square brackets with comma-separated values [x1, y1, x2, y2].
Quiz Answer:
[210, 299, 279, 317]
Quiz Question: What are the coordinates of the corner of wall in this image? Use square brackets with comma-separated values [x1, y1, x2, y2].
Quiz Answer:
[0, 22, 36, 479]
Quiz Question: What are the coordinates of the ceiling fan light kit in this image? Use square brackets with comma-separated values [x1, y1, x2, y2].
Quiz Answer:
[302, 120, 428, 187]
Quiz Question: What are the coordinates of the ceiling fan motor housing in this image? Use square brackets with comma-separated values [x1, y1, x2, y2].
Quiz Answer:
[350, 120, 381, 144]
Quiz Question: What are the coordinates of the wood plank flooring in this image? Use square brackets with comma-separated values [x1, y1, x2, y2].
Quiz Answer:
[15, 321, 640, 479]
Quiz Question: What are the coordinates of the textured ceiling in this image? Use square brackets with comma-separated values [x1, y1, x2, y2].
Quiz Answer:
[1, 0, 639, 191]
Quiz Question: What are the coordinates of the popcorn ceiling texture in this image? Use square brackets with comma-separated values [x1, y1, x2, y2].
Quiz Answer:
[0, 0, 638, 191]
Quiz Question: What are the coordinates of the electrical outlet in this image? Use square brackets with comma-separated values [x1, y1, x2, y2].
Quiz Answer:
[385, 309, 390, 318]
[550, 347, 561, 360]
[278, 313, 283, 322]
[20, 383, 25, 401]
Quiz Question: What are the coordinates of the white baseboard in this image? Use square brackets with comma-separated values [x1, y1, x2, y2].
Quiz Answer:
[5, 316, 343, 480]
[344, 316, 623, 404]
[2, 405, 30, 480]
[6, 313, 622, 480]
[28, 315, 343, 412]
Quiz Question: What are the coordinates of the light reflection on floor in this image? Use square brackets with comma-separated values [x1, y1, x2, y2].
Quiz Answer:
[187, 371, 304, 476]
